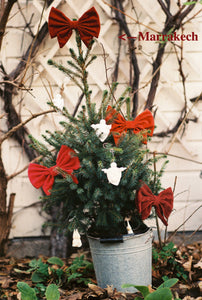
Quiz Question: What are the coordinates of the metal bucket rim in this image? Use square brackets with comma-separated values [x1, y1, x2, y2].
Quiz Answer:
[88, 227, 152, 242]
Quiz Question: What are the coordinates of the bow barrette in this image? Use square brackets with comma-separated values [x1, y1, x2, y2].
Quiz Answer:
[105, 106, 154, 145]
[136, 184, 174, 226]
[28, 145, 80, 195]
[48, 6, 100, 48]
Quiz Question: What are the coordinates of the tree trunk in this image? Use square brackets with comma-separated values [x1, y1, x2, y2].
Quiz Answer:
[0, 146, 8, 256]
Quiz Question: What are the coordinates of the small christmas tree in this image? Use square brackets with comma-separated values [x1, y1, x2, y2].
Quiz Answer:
[28, 8, 173, 240]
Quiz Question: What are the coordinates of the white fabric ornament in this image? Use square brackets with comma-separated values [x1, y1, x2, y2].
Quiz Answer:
[91, 119, 111, 142]
[102, 162, 126, 186]
[52, 94, 64, 110]
[72, 229, 82, 247]
[126, 220, 133, 234]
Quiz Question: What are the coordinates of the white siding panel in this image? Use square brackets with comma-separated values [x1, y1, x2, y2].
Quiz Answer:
[161, 172, 202, 202]
[10, 206, 48, 238]
[145, 201, 202, 232]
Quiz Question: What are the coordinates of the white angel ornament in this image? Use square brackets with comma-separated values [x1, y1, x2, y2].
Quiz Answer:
[72, 229, 82, 247]
[91, 119, 111, 142]
[52, 94, 64, 110]
[102, 162, 126, 186]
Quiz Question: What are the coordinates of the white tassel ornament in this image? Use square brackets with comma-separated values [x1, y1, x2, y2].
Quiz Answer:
[91, 119, 111, 142]
[102, 162, 126, 186]
[72, 229, 82, 247]
[52, 94, 64, 110]
[126, 220, 133, 234]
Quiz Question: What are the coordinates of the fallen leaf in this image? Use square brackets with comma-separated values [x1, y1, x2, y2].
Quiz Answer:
[1, 277, 14, 288]
[66, 292, 84, 300]
[106, 285, 114, 297]
[88, 283, 106, 297]
[112, 292, 127, 300]
[194, 259, 202, 269]
[148, 285, 155, 293]
[183, 256, 193, 272]
[17, 292, 21, 300]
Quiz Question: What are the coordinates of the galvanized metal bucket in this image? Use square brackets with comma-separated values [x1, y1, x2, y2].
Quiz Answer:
[88, 228, 153, 292]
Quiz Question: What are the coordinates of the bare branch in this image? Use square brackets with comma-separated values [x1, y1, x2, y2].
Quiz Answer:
[7, 154, 44, 181]
[157, 0, 172, 19]
[102, 0, 159, 34]
[144, 1, 197, 110]
[167, 93, 201, 153]
[166, 205, 202, 243]
[180, 2, 197, 20]
[0, 109, 55, 145]
[111, 0, 140, 117]
[0, 0, 17, 50]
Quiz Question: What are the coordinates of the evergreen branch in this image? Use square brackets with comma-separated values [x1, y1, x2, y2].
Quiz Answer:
[76, 31, 84, 68]
[48, 59, 84, 91]
[84, 39, 95, 61]
[116, 88, 132, 112]
[85, 55, 97, 69]
[107, 82, 119, 105]
[98, 90, 108, 117]
[69, 48, 80, 65]
[60, 66, 82, 79]
[67, 60, 82, 73]
[62, 107, 80, 124]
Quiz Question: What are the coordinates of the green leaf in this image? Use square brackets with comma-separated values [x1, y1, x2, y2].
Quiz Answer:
[47, 257, 64, 267]
[45, 284, 60, 300]
[67, 272, 82, 282]
[158, 278, 179, 289]
[183, 1, 197, 4]
[28, 258, 43, 271]
[134, 285, 150, 297]
[17, 282, 37, 300]
[31, 270, 46, 283]
[122, 284, 150, 297]
[145, 287, 172, 300]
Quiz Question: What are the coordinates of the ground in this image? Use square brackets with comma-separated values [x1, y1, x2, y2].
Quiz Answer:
[0, 241, 201, 299]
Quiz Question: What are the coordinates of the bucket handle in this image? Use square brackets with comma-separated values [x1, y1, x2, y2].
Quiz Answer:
[145, 231, 153, 244]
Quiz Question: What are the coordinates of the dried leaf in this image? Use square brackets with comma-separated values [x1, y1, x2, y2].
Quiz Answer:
[106, 285, 114, 297]
[183, 256, 193, 272]
[1, 277, 14, 288]
[66, 292, 84, 300]
[17, 292, 22, 300]
[112, 291, 127, 300]
[88, 284, 106, 296]
[148, 285, 155, 293]
[194, 259, 202, 269]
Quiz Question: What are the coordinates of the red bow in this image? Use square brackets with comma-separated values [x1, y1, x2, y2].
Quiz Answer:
[136, 184, 173, 226]
[28, 145, 80, 195]
[105, 106, 154, 145]
[48, 6, 100, 48]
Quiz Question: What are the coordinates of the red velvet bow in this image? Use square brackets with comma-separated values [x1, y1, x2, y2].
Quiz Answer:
[105, 106, 154, 145]
[136, 184, 174, 226]
[28, 145, 80, 195]
[48, 6, 100, 48]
